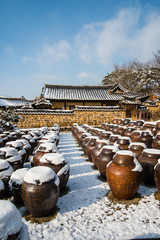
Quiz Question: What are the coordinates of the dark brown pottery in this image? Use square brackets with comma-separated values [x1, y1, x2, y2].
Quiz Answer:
[124, 127, 135, 137]
[86, 137, 99, 161]
[91, 140, 109, 167]
[130, 130, 142, 142]
[154, 160, 160, 193]
[99, 131, 112, 140]
[153, 134, 160, 149]
[109, 134, 120, 145]
[117, 126, 126, 136]
[116, 136, 131, 150]
[107, 150, 142, 200]
[137, 131, 153, 148]
[129, 142, 146, 158]
[138, 148, 160, 185]
[22, 166, 59, 217]
[135, 120, 145, 127]
[0, 160, 14, 197]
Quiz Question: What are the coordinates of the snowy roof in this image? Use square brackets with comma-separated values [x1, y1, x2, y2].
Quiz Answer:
[41, 83, 149, 102]
[0, 96, 33, 107]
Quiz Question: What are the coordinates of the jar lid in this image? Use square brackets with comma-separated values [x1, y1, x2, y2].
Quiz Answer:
[113, 150, 135, 166]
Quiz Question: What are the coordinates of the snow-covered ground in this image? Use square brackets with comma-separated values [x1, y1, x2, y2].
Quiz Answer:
[20, 132, 160, 239]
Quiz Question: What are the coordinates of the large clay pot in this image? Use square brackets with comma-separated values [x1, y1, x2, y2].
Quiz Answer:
[0, 200, 23, 240]
[9, 168, 29, 204]
[79, 133, 91, 147]
[85, 137, 99, 161]
[97, 145, 119, 179]
[153, 134, 160, 149]
[39, 153, 69, 189]
[109, 134, 120, 145]
[81, 136, 92, 154]
[33, 142, 57, 166]
[116, 136, 131, 150]
[129, 142, 146, 159]
[138, 148, 160, 185]
[137, 130, 153, 148]
[154, 159, 160, 193]
[22, 166, 59, 217]
[91, 140, 109, 167]
[130, 130, 142, 142]
[107, 150, 142, 200]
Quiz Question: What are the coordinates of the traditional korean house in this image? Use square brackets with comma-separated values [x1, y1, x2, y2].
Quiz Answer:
[41, 83, 149, 120]
[0, 96, 33, 109]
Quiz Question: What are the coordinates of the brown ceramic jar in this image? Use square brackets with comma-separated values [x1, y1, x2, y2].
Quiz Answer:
[127, 121, 136, 127]
[99, 131, 112, 140]
[130, 130, 142, 142]
[135, 120, 145, 127]
[85, 137, 99, 161]
[33, 142, 57, 166]
[109, 134, 120, 145]
[115, 136, 131, 150]
[91, 140, 109, 167]
[79, 133, 91, 147]
[153, 134, 160, 149]
[122, 118, 131, 126]
[112, 125, 119, 135]
[0, 160, 13, 197]
[138, 148, 160, 185]
[39, 153, 69, 190]
[124, 127, 135, 137]
[137, 130, 153, 148]
[129, 142, 146, 159]
[22, 166, 59, 217]
[81, 136, 92, 154]
[97, 145, 118, 179]
[107, 150, 142, 200]
[117, 126, 126, 136]
[0, 147, 22, 171]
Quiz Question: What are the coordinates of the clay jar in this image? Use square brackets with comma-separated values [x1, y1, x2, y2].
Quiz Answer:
[9, 168, 29, 204]
[91, 140, 109, 168]
[33, 142, 57, 166]
[122, 118, 131, 126]
[127, 121, 136, 127]
[0, 160, 13, 196]
[39, 153, 70, 190]
[142, 122, 155, 133]
[21, 135, 36, 154]
[154, 159, 160, 193]
[86, 137, 99, 161]
[79, 133, 91, 148]
[18, 139, 31, 161]
[109, 134, 120, 145]
[107, 150, 142, 200]
[99, 131, 112, 141]
[138, 148, 160, 185]
[0, 147, 22, 171]
[153, 134, 160, 149]
[129, 142, 146, 159]
[124, 127, 135, 137]
[130, 130, 142, 142]
[71, 123, 79, 137]
[117, 126, 126, 136]
[97, 145, 119, 179]
[112, 125, 119, 135]
[22, 166, 59, 217]
[0, 200, 23, 240]
[137, 130, 153, 148]
[116, 136, 131, 150]
[81, 136, 92, 155]
[135, 120, 145, 127]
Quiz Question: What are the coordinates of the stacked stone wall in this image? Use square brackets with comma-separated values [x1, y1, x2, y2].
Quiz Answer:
[17, 108, 126, 129]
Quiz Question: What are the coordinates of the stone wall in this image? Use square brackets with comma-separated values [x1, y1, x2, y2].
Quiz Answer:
[145, 101, 160, 121]
[16, 106, 126, 129]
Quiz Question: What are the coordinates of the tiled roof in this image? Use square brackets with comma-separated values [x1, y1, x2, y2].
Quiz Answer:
[41, 84, 148, 102]
[0, 97, 32, 107]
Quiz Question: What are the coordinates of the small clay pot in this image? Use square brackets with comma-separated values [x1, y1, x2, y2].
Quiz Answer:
[153, 134, 160, 149]
[91, 140, 109, 167]
[127, 121, 136, 127]
[124, 127, 135, 137]
[116, 136, 131, 150]
[137, 131, 153, 148]
[112, 125, 119, 135]
[109, 134, 120, 145]
[86, 137, 99, 161]
[138, 148, 160, 186]
[97, 145, 118, 179]
[39, 153, 69, 189]
[122, 118, 131, 126]
[129, 142, 146, 158]
[107, 150, 142, 200]
[22, 166, 59, 217]
[117, 126, 126, 136]
[135, 120, 145, 127]
[99, 131, 112, 140]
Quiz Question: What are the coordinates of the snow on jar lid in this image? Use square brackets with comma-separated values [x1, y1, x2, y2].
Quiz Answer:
[9, 168, 29, 186]
[0, 200, 22, 240]
[142, 148, 160, 158]
[23, 166, 57, 185]
[22, 134, 35, 142]
[16, 139, 31, 149]
[0, 179, 4, 190]
[0, 147, 18, 158]
[6, 140, 23, 148]
[40, 152, 66, 165]
[0, 160, 13, 179]
[37, 142, 58, 153]
[99, 144, 119, 155]
[129, 142, 147, 150]
[113, 150, 137, 167]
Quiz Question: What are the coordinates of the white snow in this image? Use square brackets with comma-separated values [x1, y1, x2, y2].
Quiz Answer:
[6, 153, 21, 163]
[6, 140, 23, 148]
[40, 153, 66, 165]
[57, 163, 70, 176]
[0, 200, 23, 240]
[143, 148, 160, 155]
[132, 157, 143, 172]
[9, 168, 29, 186]
[37, 142, 58, 153]
[0, 147, 18, 157]
[23, 166, 56, 185]
[115, 150, 135, 157]
[0, 160, 13, 179]
[100, 144, 119, 153]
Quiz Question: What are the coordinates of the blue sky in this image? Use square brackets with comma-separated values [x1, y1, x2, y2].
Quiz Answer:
[0, 0, 160, 99]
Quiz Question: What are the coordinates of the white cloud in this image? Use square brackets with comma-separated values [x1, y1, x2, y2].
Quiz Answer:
[77, 71, 98, 80]
[5, 46, 14, 57]
[75, 8, 160, 65]
[22, 40, 72, 65]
